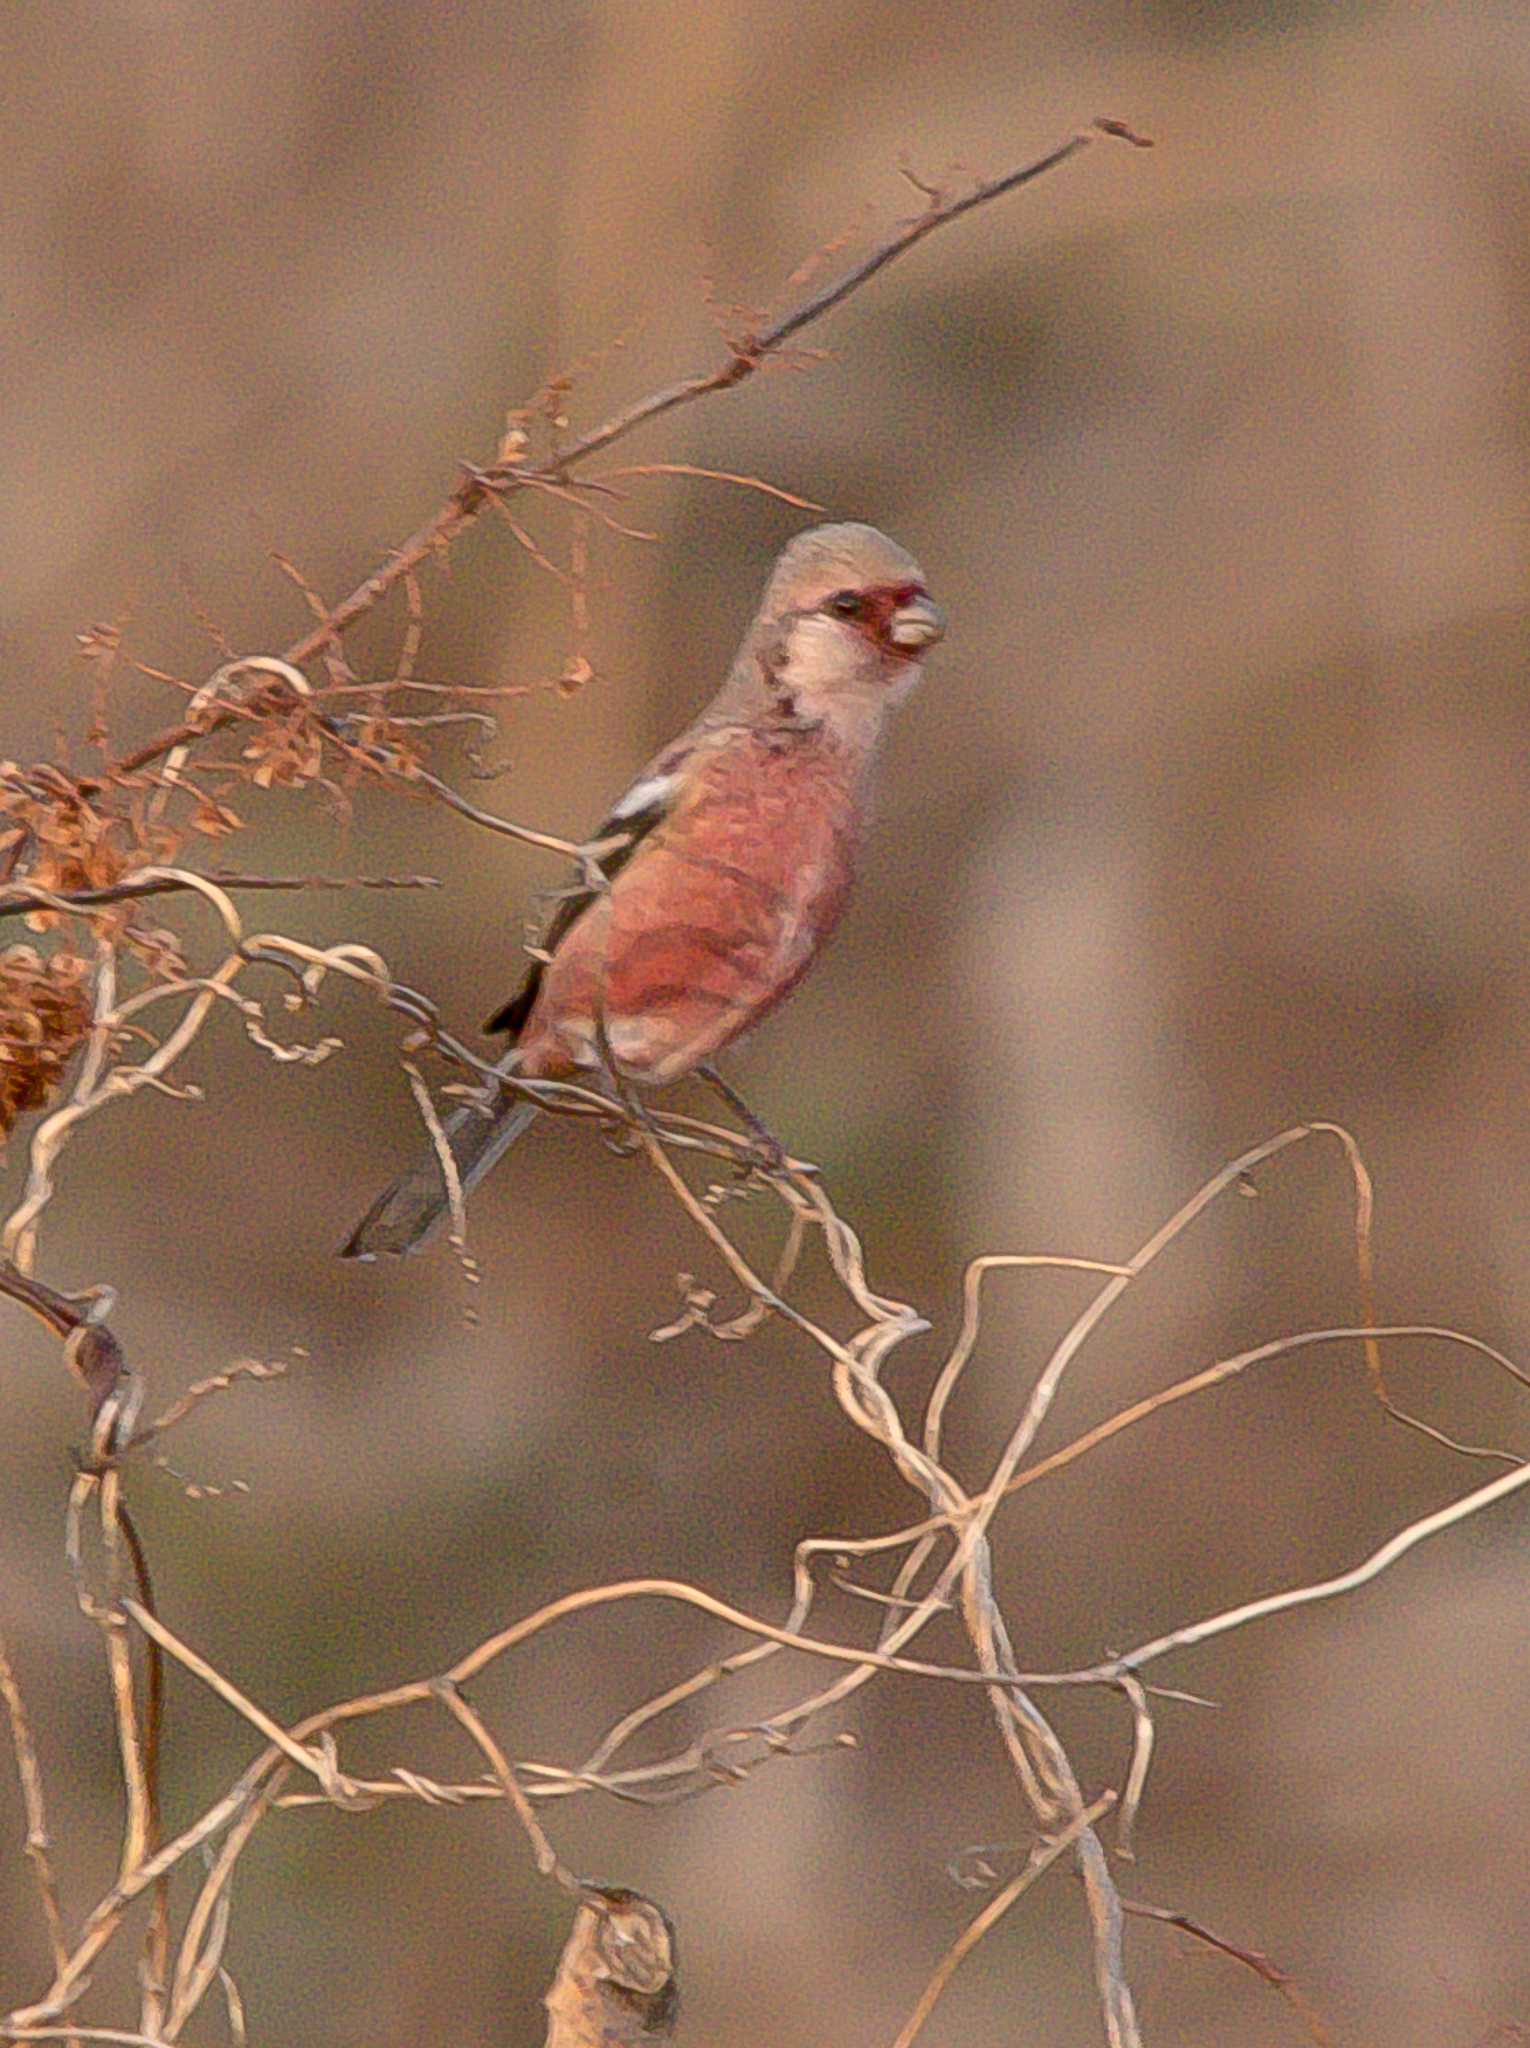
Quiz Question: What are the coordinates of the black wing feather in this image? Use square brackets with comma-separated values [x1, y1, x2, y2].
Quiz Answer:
[483, 784, 676, 1037]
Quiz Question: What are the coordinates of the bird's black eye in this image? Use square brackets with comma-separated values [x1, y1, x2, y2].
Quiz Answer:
[826, 589, 864, 619]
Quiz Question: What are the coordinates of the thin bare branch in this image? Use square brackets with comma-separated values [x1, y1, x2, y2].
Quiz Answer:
[589, 462, 824, 510]
[890, 1792, 1116, 2048]
[1035, 1451, 1530, 1688]
[0, 873, 439, 923]
[433, 1681, 575, 1889]
[0, 1631, 70, 1978]
[105, 121, 1135, 778]
[1120, 1895, 1342, 2048]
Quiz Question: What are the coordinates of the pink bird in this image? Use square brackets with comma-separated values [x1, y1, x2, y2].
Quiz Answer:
[343, 522, 944, 1258]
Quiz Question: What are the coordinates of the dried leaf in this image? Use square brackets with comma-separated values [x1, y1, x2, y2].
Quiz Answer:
[190, 796, 242, 838]
[0, 945, 93, 1135]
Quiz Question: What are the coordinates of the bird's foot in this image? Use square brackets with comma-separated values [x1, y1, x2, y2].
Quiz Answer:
[696, 1063, 811, 1181]
[742, 1131, 789, 1179]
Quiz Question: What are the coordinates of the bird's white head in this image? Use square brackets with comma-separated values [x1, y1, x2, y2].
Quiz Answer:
[747, 522, 944, 739]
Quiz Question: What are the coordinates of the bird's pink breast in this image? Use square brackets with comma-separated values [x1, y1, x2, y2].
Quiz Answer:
[517, 727, 866, 1085]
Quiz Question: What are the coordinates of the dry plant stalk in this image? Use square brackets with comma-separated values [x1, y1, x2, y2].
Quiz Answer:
[1, 115, 1522, 2048]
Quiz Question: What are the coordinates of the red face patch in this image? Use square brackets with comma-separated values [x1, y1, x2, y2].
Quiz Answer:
[846, 581, 930, 658]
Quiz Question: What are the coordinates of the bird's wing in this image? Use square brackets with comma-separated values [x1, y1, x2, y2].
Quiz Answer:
[483, 736, 704, 1037]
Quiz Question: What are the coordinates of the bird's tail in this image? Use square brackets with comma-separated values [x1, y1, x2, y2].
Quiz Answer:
[341, 1088, 540, 1260]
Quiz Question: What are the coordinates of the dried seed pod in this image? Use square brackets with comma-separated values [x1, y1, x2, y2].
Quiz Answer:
[0, 945, 92, 1135]
[544, 1888, 677, 2046]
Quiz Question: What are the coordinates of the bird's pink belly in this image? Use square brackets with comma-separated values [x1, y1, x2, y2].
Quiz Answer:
[518, 776, 858, 1085]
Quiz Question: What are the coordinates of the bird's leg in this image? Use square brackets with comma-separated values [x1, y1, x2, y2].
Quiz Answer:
[589, 1009, 659, 1158]
[696, 1064, 803, 1178]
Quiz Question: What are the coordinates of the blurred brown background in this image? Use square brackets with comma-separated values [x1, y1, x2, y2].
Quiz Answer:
[4, 2, 1530, 2043]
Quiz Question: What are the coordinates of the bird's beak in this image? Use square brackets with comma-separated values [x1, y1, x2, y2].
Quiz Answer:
[888, 594, 945, 651]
